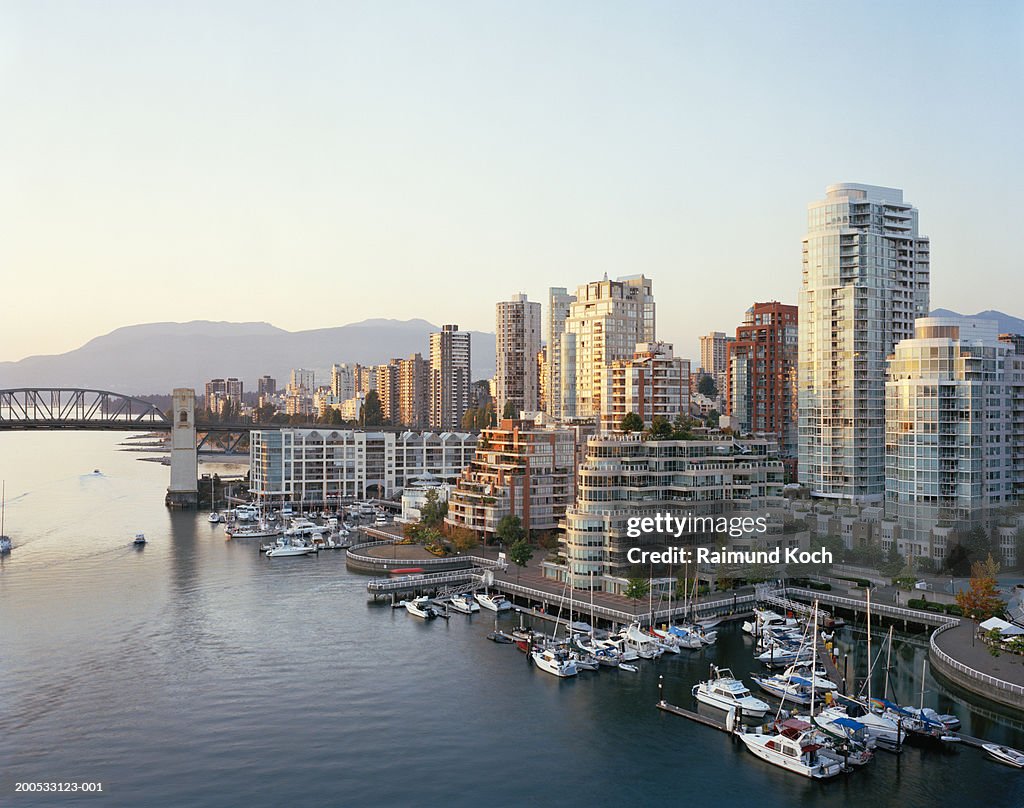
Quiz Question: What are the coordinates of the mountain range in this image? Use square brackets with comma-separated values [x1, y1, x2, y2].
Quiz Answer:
[0, 308, 1019, 396]
[0, 319, 496, 395]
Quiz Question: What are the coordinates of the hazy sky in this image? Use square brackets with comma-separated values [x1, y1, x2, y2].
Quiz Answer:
[2, 1, 1021, 365]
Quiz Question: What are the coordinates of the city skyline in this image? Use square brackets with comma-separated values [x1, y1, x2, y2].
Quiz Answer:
[2, 2, 1022, 363]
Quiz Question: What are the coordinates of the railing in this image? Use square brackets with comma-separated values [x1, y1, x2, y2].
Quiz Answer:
[782, 587, 958, 626]
[348, 536, 505, 570]
[930, 622, 1024, 697]
[366, 568, 488, 593]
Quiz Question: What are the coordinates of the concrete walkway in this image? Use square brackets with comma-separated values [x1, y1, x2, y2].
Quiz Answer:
[933, 619, 1024, 687]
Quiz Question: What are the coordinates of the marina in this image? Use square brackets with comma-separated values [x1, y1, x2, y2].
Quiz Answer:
[3, 432, 1024, 807]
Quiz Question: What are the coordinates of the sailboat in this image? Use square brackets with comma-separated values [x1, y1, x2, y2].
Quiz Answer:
[207, 477, 221, 523]
[0, 481, 11, 555]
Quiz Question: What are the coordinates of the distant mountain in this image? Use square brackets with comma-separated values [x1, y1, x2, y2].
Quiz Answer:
[930, 309, 1024, 334]
[0, 320, 496, 395]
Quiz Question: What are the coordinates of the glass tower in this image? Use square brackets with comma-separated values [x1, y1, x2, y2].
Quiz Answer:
[798, 184, 930, 502]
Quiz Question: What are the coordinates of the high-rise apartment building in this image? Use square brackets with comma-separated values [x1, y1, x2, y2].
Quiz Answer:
[398, 353, 429, 429]
[545, 287, 576, 419]
[290, 368, 315, 394]
[799, 183, 930, 503]
[599, 342, 689, 431]
[699, 331, 734, 396]
[495, 294, 541, 419]
[375, 361, 401, 424]
[225, 378, 243, 403]
[999, 333, 1024, 356]
[257, 375, 277, 397]
[204, 378, 226, 411]
[726, 302, 799, 455]
[430, 324, 472, 431]
[559, 275, 655, 420]
[353, 365, 376, 395]
[886, 317, 1023, 561]
[331, 364, 355, 401]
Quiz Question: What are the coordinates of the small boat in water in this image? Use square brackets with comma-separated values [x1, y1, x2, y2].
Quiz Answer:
[265, 537, 315, 557]
[475, 592, 512, 612]
[448, 594, 481, 614]
[531, 648, 578, 677]
[692, 666, 770, 719]
[984, 744, 1024, 768]
[738, 718, 846, 779]
[133, 533, 147, 546]
[487, 630, 515, 643]
[0, 481, 11, 555]
[405, 597, 440, 620]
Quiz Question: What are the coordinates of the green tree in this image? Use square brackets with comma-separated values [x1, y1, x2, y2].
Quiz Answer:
[419, 488, 448, 528]
[361, 390, 383, 427]
[881, 543, 904, 576]
[502, 400, 517, 419]
[697, 374, 717, 398]
[646, 415, 674, 440]
[624, 577, 651, 615]
[496, 514, 525, 546]
[508, 539, 534, 583]
[818, 535, 845, 563]
[620, 412, 644, 433]
[449, 526, 479, 553]
[705, 408, 720, 424]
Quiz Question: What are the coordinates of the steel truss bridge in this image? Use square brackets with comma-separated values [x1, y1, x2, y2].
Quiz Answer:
[0, 388, 254, 452]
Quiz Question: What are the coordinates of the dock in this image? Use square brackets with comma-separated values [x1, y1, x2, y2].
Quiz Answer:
[656, 701, 730, 732]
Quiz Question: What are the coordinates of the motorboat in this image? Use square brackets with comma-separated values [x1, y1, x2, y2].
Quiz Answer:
[475, 592, 512, 612]
[0, 482, 10, 555]
[208, 511, 221, 523]
[665, 624, 706, 649]
[812, 713, 877, 763]
[570, 652, 600, 671]
[692, 666, 770, 719]
[738, 719, 845, 779]
[226, 522, 282, 540]
[487, 630, 515, 643]
[405, 596, 439, 619]
[827, 698, 902, 750]
[756, 644, 812, 667]
[620, 623, 663, 659]
[743, 608, 799, 636]
[984, 744, 1024, 768]
[596, 636, 638, 662]
[531, 648, 578, 677]
[133, 533, 147, 546]
[752, 673, 815, 706]
[265, 538, 315, 557]
[448, 594, 481, 614]
[917, 707, 960, 731]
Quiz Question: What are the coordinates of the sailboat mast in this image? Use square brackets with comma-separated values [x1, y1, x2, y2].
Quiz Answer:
[866, 587, 872, 704]
[884, 626, 894, 702]
[920, 658, 927, 710]
[811, 599, 818, 716]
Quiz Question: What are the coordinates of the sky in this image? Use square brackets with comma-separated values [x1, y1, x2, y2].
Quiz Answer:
[1, 1, 1021, 365]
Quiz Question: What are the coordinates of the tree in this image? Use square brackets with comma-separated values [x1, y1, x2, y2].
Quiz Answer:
[620, 412, 644, 433]
[955, 554, 1006, 623]
[502, 400, 517, 419]
[419, 488, 448, 528]
[819, 535, 845, 564]
[449, 526, 479, 553]
[623, 577, 651, 615]
[496, 514, 525, 546]
[881, 543, 904, 577]
[361, 390, 383, 427]
[697, 374, 717, 398]
[646, 415, 674, 440]
[508, 539, 534, 583]
[704, 408, 720, 425]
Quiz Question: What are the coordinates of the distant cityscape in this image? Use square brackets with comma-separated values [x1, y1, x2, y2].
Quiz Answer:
[196, 182, 1023, 594]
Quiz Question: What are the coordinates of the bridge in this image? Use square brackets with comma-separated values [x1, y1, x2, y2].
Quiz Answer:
[0, 387, 238, 508]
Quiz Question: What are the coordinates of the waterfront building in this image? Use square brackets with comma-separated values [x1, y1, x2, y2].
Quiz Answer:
[599, 342, 689, 431]
[250, 429, 477, 504]
[799, 183, 930, 503]
[545, 287, 576, 419]
[559, 275, 655, 420]
[495, 294, 541, 418]
[726, 302, 798, 457]
[885, 317, 1023, 561]
[445, 418, 577, 540]
[430, 324, 472, 431]
[557, 434, 785, 592]
[331, 364, 355, 401]
[257, 375, 277, 397]
[398, 353, 429, 429]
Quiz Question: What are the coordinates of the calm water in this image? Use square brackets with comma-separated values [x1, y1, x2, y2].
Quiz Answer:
[3, 432, 1024, 807]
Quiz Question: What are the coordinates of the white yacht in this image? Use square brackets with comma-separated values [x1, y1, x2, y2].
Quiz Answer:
[692, 666, 770, 718]
[133, 532, 147, 546]
[207, 511, 221, 523]
[265, 538, 314, 557]
[531, 648, 578, 678]
[226, 522, 282, 540]
[620, 624, 663, 659]
[405, 597, 438, 619]
[818, 703, 901, 749]
[475, 593, 512, 612]
[738, 718, 845, 779]
[448, 594, 480, 614]
[984, 744, 1024, 768]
